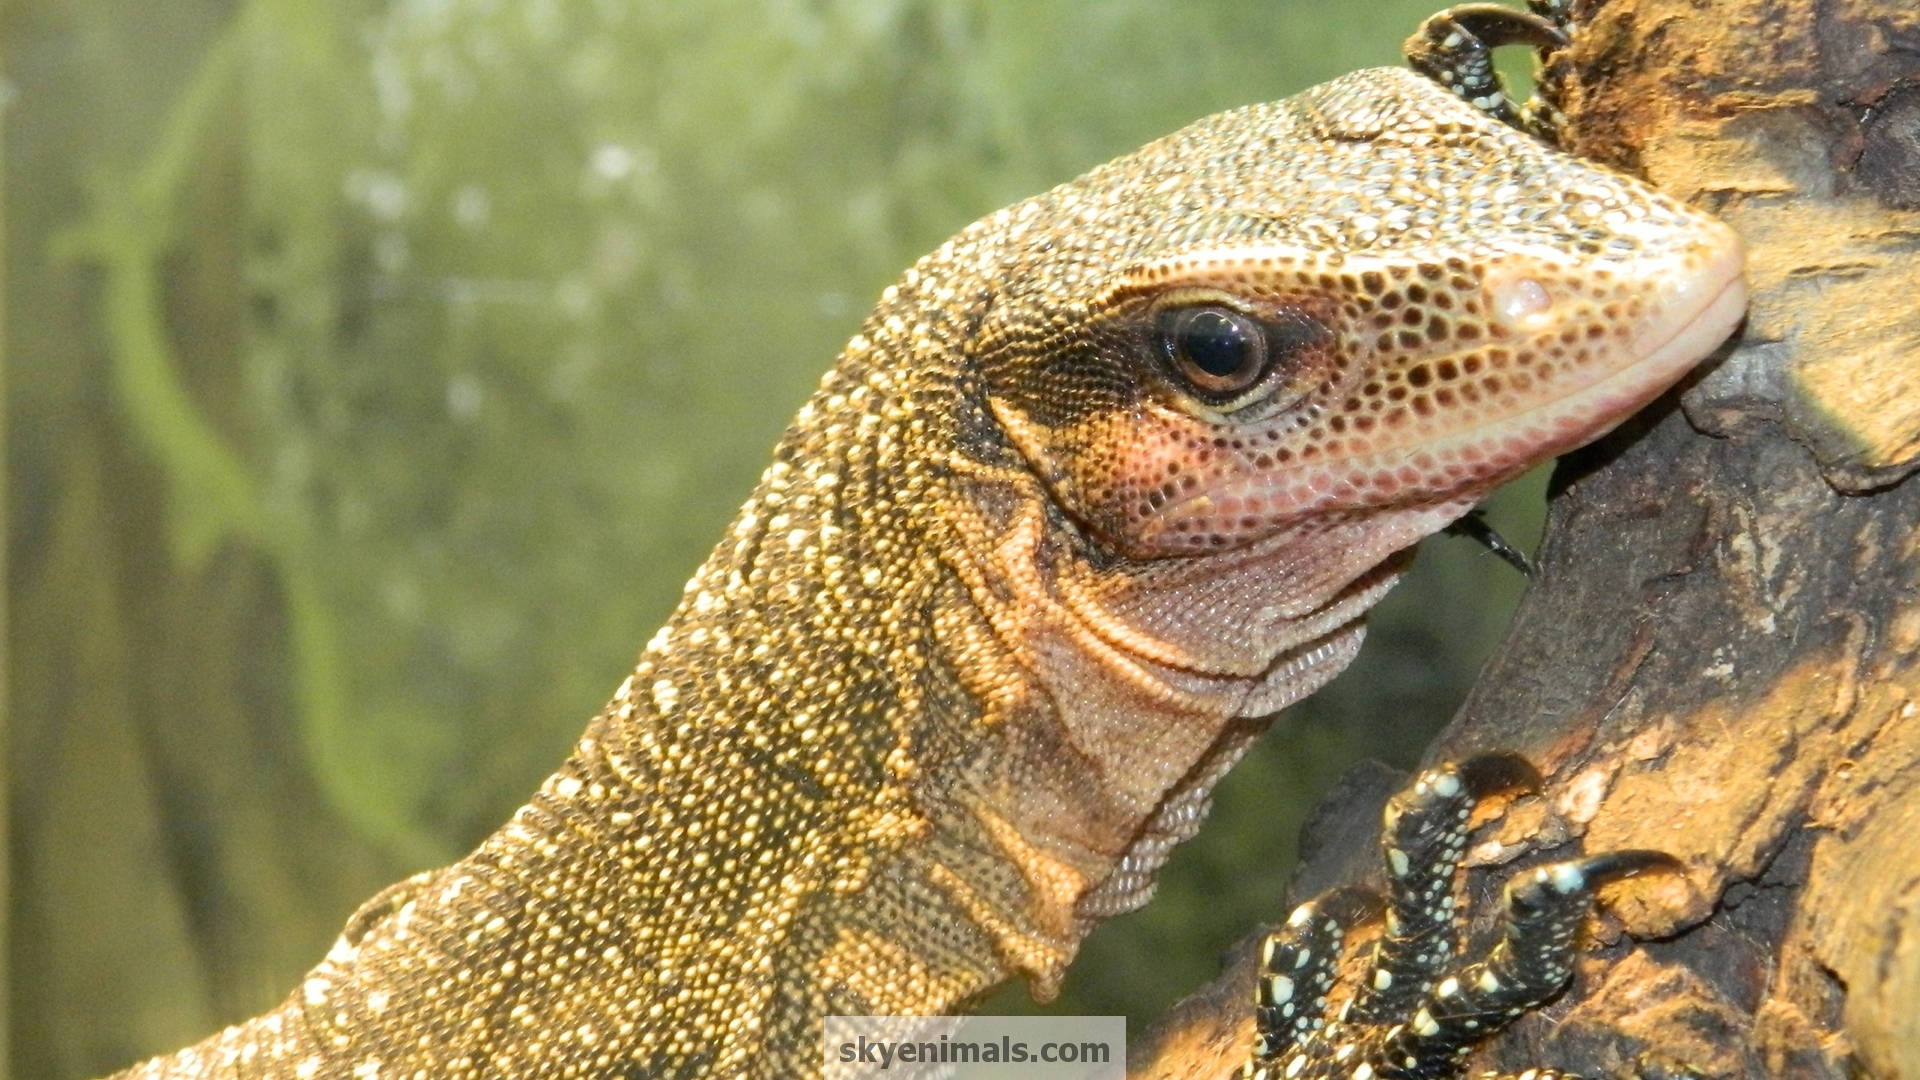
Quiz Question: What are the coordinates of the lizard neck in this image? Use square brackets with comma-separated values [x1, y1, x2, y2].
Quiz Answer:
[275, 269, 1418, 1077]
[531, 314, 1410, 1034]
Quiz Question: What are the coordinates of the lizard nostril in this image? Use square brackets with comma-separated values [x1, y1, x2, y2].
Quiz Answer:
[1488, 273, 1555, 329]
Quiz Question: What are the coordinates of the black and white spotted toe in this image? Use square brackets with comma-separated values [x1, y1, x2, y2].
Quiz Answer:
[1402, 0, 1576, 141]
[1242, 757, 1678, 1080]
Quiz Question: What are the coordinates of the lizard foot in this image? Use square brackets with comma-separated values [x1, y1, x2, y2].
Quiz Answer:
[1243, 757, 1679, 1080]
[1403, 1, 1574, 141]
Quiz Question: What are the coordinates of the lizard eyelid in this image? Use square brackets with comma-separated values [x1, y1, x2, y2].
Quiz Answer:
[1150, 298, 1335, 416]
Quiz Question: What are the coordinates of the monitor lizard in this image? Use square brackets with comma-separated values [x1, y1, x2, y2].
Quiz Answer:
[101, 7, 1748, 1079]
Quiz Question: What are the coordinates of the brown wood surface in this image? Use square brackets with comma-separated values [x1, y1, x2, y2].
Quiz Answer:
[1132, 1, 1920, 1076]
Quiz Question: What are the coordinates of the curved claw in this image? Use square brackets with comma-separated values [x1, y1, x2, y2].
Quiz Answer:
[1513, 849, 1686, 910]
[1415, 3, 1569, 52]
[1307, 883, 1389, 928]
[1571, 848, 1686, 887]
[1454, 751, 1545, 801]
[1445, 510, 1538, 577]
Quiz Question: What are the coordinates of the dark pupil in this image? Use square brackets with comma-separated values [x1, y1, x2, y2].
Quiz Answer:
[1177, 309, 1258, 379]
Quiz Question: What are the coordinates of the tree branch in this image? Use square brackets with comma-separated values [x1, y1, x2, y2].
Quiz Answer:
[1131, 1, 1920, 1076]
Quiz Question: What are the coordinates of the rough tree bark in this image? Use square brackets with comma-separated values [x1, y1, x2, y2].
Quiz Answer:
[1131, 1, 1920, 1077]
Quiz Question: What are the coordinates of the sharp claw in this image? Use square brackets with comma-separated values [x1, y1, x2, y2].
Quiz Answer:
[1423, 3, 1570, 50]
[1454, 752, 1545, 800]
[1573, 848, 1686, 887]
[1310, 884, 1387, 927]
[1444, 510, 1536, 577]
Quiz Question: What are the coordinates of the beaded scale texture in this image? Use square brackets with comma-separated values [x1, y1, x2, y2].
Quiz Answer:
[106, 61, 1745, 1080]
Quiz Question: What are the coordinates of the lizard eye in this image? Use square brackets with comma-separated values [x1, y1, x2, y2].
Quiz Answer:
[1152, 301, 1334, 410]
[1160, 306, 1269, 397]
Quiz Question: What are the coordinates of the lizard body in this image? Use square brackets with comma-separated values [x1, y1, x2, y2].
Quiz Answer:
[106, 63, 1744, 1080]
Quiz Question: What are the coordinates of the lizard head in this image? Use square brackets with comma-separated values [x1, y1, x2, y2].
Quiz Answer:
[843, 67, 1748, 964]
[972, 66, 1745, 680]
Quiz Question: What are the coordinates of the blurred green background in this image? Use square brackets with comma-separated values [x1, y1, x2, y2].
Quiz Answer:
[4, 2, 1546, 1077]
